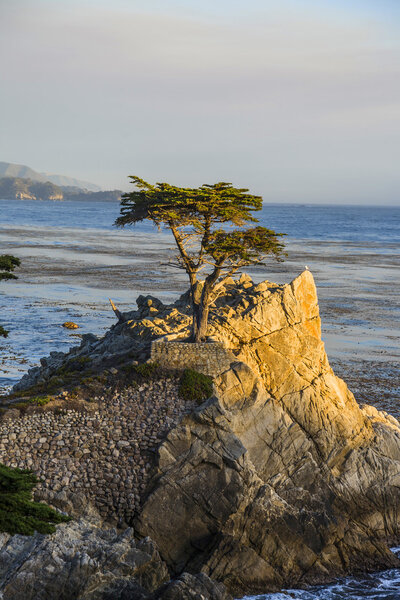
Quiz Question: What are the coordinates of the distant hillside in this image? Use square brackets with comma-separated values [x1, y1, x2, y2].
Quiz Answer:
[0, 162, 42, 181]
[0, 162, 101, 192]
[61, 187, 123, 202]
[41, 173, 102, 192]
[0, 177, 122, 202]
[0, 177, 63, 201]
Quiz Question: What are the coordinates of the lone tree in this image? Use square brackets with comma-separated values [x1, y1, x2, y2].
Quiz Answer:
[116, 177, 285, 342]
[0, 255, 21, 338]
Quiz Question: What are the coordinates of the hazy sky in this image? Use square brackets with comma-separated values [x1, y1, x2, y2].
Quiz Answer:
[1, 0, 399, 204]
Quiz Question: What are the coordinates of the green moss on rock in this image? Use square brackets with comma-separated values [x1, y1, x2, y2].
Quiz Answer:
[178, 369, 213, 404]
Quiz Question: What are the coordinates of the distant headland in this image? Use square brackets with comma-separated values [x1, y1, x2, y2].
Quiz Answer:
[0, 162, 122, 202]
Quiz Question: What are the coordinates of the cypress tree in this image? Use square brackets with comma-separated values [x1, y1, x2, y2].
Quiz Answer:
[116, 178, 286, 341]
[0, 463, 70, 535]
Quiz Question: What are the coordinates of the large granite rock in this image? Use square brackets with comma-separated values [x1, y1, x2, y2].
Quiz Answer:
[153, 573, 232, 600]
[0, 516, 232, 599]
[0, 517, 168, 600]
[131, 272, 400, 595]
[9, 271, 400, 597]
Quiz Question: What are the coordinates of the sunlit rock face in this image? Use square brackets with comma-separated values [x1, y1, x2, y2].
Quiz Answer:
[10, 271, 400, 597]
[134, 272, 400, 596]
[207, 271, 372, 463]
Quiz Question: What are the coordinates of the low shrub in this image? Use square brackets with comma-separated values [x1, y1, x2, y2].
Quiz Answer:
[13, 396, 54, 413]
[12, 402, 30, 412]
[56, 356, 91, 375]
[30, 395, 53, 406]
[134, 362, 159, 381]
[178, 369, 213, 404]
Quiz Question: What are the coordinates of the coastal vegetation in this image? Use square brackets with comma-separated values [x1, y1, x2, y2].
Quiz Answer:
[178, 368, 213, 403]
[0, 254, 20, 337]
[0, 463, 70, 535]
[116, 177, 286, 341]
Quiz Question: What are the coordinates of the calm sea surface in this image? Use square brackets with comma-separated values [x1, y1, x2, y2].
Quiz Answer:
[1, 199, 399, 240]
[0, 199, 400, 599]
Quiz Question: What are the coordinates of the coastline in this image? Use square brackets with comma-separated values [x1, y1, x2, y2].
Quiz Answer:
[0, 203, 399, 599]
[1, 210, 399, 411]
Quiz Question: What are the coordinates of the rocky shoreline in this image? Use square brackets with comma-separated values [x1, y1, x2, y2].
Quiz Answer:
[0, 271, 400, 598]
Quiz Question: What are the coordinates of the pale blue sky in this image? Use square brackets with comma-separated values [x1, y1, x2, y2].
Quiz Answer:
[1, 0, 399, 204]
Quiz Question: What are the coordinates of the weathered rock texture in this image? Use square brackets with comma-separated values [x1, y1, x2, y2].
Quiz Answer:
[152, 573, 232, 600]
[6, 271, 400, 597]
[133, 272, 400, 595]
[0, 517, 169, 600]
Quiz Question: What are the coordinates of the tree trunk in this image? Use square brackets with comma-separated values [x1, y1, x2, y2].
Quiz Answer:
[191, 303, 199, 342]
[192, 281, 211, 343]
[193, 302, 210, 343]
[190, 280, 202, 342]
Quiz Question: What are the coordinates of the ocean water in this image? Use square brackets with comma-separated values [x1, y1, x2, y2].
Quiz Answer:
[0, 198, 400, 598]
[244, 548, 400, 599]
[1, 198, 399, 240]
[0, 199, 399, 393]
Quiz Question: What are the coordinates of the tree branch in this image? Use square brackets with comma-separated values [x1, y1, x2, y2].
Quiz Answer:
[170, 223, 197, 273]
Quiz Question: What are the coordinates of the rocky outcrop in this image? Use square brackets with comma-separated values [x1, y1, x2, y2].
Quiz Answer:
[0, 514, 233, 600]
[153, 573, 232, 600]
[0, 517, 169, 600]
[7, 271, 400, 596]
[135, 357, 400, 594]
[0, 177, 63, 201]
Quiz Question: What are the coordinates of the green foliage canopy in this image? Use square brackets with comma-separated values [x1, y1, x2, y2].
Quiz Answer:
[0, 255, 20, 281]
[0, 255, 21, 337]
[116, 177, 286, 341]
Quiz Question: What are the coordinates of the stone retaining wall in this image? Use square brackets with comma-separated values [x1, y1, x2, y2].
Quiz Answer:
[0, 344, 234, 526]
[150, 340, 234, 378]
[0, 378, 196, 526]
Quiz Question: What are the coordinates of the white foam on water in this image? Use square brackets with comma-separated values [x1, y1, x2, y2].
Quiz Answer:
[242, 549, 400, 599]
